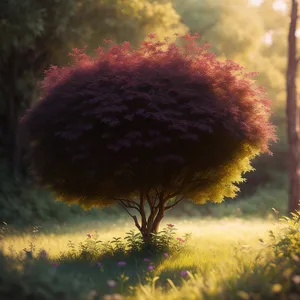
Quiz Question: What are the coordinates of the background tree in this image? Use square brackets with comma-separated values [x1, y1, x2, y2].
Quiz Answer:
[286, 0, 300, 214]
[21, 34, 276, 242]
[172, 0, 264, 62]
[0, 0, 186, 176]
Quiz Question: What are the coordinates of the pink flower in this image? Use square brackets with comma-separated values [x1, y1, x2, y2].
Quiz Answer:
[164, 253, 169, 258]
[180, 270, 188, 277]
[176, 237, 185, 242]
[51, 263, 59, 268]
[167, 224, 174, 228]
[87, 234, 92, 238]
[148, 265, 154, 271]
[143, 258, 151, 262]
[117, 261, 126, 266]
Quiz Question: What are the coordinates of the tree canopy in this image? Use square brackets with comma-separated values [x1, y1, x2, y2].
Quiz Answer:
[21, 34, 276, 214]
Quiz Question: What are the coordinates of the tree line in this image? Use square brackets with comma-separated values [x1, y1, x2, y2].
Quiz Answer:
[0, 0, 298, 215]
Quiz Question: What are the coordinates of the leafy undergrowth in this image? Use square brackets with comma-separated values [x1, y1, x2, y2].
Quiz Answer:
[0, 216, 299, 300]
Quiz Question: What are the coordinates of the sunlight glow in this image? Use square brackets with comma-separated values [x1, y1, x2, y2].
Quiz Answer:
[272, 0, 287, 13]
[262, 30, 273, 45]
[249, 0, 287, 12]
[248, 0, 263, 6]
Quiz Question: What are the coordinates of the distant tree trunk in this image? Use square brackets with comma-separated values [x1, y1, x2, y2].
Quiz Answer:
[6, 51, 22, 178]
[287, 0, 300, 214]
[1, 49, 41, 178]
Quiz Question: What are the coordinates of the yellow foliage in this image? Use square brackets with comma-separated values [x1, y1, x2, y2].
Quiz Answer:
[99, 0, 188, 45]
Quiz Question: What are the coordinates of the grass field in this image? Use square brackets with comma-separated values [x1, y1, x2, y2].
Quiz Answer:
[0, 217, 289, 299]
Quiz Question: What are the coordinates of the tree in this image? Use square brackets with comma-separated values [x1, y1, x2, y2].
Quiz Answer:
[172, 0, 264, 61]
[0, 0, 186, 176]
[21, 34, 276, 243]
[286, 0, 300, 214]
[172, 0, 288, 107]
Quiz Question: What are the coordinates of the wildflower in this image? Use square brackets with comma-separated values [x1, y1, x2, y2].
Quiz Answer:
[97, 262, 102, 267]
[87, 234, 92, 238]
[51, 263, 59, 268]
[143, 258, 151, 262]
[164, 253, 169, 258]
[180, 270, 188, 277]
[148, 265, 154, 271]
[117, 261, 126, 266]
[107, 280, 117, 288]
[167, 224, 174, 228]
[176, 237, 185, 242]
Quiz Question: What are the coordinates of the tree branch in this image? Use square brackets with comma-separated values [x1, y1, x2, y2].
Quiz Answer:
[132, 215, 141, 231]
[165, 195, 185, 211]
[152, 188, 160, 208]
[146, 192, 155, 209]
[113, 197, 140, 212]
[146, 190, 159, 235]
[122, 200, 141, 213]
[152, 190, 166, 232]
[140, 191, 147, 231]
[117, 200, 141, 230]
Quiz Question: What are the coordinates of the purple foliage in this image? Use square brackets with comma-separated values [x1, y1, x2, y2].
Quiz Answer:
[20, 33, 276, 207]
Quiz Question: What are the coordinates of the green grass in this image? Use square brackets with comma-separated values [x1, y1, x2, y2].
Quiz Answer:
[0, 217, 289, 299]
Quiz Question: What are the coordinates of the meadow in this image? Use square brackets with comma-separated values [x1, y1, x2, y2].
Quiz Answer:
[1, 214, 298, 300]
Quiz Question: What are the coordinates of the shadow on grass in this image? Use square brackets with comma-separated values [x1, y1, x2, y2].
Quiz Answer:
[57, 246, 196, 294]
[0, 245, 197, 298]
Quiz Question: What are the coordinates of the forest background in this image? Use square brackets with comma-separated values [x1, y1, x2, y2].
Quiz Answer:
[0, 0, 292, 227]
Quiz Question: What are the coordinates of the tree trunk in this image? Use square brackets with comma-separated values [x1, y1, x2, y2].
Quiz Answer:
[140, 216, 164, 245]
[140, 194, 165, 244]
[117, 191, 186, 245]
[117, 191, 167, 244]
[287, 0, 300, 215]
[2, 50, 23, 178]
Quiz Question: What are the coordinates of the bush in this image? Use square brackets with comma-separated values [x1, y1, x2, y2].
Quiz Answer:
[220, 209, 300, 300]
